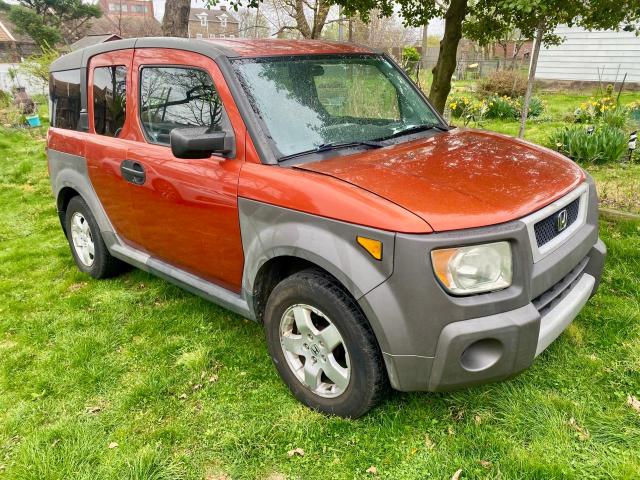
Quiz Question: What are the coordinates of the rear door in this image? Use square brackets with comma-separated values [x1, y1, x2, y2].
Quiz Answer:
[85, 49, 146, 248]
[125, 48, 246, 292]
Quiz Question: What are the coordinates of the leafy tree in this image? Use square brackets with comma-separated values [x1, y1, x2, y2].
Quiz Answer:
[402, 45, 420, 61]
[15, 0, 101, 43]
[7, 6, 61, 47]
[3, 0, 100, 46]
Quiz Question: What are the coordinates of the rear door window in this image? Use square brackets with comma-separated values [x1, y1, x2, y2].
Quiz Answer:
[139, 67, 225, 145]
[93, 66, 127, 137]
[50, 69, 81, 130]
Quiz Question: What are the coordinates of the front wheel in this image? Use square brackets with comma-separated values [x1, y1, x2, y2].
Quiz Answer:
[263, 269, 388, 418]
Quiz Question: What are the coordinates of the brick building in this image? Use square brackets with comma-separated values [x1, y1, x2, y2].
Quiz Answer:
[188, 7, 240, 39]
[98, 0, 154, 18]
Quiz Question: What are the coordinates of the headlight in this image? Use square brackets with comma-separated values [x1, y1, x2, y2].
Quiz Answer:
[431, 241, 512, 295]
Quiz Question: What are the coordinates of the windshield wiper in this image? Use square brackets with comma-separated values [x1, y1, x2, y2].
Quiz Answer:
[279, 140, 383, 162]
[376, 123, 449, 141]
[315, 140, 383, 152]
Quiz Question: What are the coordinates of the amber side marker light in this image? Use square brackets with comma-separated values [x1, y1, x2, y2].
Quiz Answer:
[356, 236, 383, 260]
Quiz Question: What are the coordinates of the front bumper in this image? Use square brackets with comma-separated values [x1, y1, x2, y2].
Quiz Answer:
[427, 240, 604, 391]
[358, 177, 606, 392]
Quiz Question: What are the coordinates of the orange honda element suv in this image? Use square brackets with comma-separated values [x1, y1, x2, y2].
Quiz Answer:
[48, 38, 606, 417]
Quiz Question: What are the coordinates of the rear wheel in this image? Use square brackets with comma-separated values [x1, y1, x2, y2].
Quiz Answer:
[64, 196, 124, 279]
[264, 269, 388, 418]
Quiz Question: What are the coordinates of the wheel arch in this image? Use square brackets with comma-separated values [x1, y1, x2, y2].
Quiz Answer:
[48, 149, 116, 236]
[250, 252, 357, 324]
[56, 186, 81, 233]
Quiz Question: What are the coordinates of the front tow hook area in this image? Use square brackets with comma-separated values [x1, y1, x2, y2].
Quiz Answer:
[427, 303, 540, 391]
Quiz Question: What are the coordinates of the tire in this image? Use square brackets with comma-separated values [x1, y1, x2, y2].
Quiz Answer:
[64, 196, 124, 279]
[264, 268, 388, 418]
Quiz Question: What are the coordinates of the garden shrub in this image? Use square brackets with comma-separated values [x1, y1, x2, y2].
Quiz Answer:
[573, 96, 616, 123]
[477, 70, 527, 98]
[402, 46, 420, 62]
[451, 94, 544, 121]
[549, 125, 628, 164]
[0, 90, 11, 109]
[448, 95, 486, 123]
[600, 108, 629, 129]
[485, 96, 516, 119]
[518, 96, 544, 118]
[626, 100, 640, 123]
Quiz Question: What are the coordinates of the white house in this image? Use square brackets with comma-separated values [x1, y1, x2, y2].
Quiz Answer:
[537, 25, 640, 84]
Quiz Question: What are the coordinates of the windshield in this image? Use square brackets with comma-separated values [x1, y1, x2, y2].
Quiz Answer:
[232, 55, 442, 159]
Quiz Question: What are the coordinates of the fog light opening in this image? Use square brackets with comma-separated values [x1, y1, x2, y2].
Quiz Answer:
[460, 338, 503, 372]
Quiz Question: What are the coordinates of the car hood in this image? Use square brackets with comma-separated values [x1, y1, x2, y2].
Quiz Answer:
[296, 129, 585, 232]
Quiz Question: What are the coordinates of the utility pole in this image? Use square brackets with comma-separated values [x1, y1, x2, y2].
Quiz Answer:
[518, 19, 544, 139]
[253, 3, 260, 38]
[338, 6, 344, 41]
[421, 23, 429, 69]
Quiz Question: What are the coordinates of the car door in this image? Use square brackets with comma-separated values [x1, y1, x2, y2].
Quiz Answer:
[85, 49, 147, 249]
[125, 48, 246, 292]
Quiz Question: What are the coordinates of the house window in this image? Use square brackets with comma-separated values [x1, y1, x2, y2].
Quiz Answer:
[209, 34, 215, 39]
[220, 15, 227, 27]
[108, 3, 118, 11]
[198, 14, 208, 26]
[121, 4, 127, 11]
[196, 33, 203, 39]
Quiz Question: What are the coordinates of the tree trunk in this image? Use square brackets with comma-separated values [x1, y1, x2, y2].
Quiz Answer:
[518, 19, 544, 139]
[162, 0, 191, 37]
[428, 0, 467, 114]
[311, 0, 331, 39]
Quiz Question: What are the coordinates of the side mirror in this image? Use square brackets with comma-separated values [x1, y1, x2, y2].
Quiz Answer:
[170, 127, 233, 159]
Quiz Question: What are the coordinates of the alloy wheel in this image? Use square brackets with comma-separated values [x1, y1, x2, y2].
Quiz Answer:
[279, 304, 351, 398]
[70, 212, 95, 267]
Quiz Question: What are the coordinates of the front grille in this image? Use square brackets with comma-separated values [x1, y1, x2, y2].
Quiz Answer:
[532, 257, 589, 316]
[534, 198, 580, 247]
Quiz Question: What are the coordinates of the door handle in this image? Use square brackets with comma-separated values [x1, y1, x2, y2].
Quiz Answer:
[120, 160, 146, 185]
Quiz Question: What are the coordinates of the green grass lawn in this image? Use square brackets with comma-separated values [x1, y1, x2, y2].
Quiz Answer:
[1, 121, 640, 480]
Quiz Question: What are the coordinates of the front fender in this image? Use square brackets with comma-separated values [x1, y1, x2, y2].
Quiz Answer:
[238, 197, 395, 302]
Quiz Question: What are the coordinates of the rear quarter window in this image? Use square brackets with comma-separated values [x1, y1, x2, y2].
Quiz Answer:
[93, 66, 127, 137]
[50, 69, 82, 130]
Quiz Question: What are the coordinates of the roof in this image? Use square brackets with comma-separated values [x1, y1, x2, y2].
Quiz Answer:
[0, 12, 36, 44]
[50, 37, 378, 71]
[190, 7, 238, 24]
[203, 38, 376, 57]
[69, 34, 122, 51]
